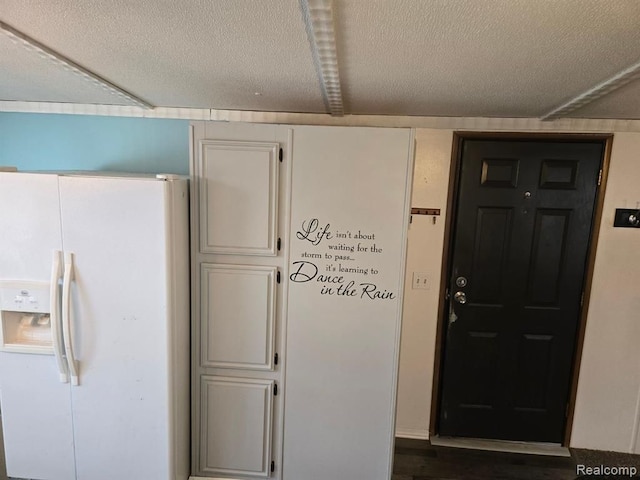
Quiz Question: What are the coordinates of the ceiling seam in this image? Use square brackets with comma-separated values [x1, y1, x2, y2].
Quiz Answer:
[300, 0, 344, 116]
[541, 58, 640, 121]
[0, 20, 154, 110]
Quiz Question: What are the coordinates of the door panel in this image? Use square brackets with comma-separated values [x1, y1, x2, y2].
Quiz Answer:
[460, 331, 499, 408]
[513, 333, 554, 411]
[199, 376, 274, 477]
[470, 207, 512, 303]
[527, 209, 571, 305]
[439, 139, 603, 442]
[198, 140, 279, 256]
[200, 264, 276, 370]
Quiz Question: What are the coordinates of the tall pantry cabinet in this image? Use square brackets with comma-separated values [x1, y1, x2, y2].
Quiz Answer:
[190, 122, 415, 480]
[190, 123, 291, 479]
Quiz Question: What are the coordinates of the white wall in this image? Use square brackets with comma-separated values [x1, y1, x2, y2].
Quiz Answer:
[570, 132, 640, 453]
[395, 129, 452, 439]
[396, 129, 640, 453]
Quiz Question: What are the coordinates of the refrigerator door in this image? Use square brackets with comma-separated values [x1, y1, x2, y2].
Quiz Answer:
[0, 172, 76, 480]
[58, 176, 175, 480]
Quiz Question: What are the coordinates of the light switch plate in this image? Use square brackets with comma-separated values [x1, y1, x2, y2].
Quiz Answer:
[412, 272, 429, 290]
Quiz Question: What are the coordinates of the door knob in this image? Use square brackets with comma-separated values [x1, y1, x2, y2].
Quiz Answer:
[453, 291, 467, 304]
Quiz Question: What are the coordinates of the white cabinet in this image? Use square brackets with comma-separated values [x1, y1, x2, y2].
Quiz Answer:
[199, 376, 274, 477]
[191, 123, 291, 479]
[198, 140, 279, 256]
[191, 122, 414, 480]
[200, 264, 276, 370]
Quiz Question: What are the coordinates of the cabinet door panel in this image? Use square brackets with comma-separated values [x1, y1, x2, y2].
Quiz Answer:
[201, 264, 276, 370]
[198, 140, 279, 256]
[200, 376, 273, 477]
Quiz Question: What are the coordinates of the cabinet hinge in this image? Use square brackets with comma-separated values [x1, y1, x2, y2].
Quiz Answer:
[273, 383, 278, 396]
[274, 352, 279, 365]
[277, 271, 281, 284]
[277, 237, 281, 251]
[597, 169, 603, 186]
[271, 460, 275, 472]
[279, 148, 283, 162]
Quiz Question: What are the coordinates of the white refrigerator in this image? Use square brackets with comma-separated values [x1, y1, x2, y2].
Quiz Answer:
[0, 172, 190, 480]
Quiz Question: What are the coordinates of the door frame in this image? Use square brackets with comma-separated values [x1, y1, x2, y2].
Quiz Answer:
[429, 132, 613, 446]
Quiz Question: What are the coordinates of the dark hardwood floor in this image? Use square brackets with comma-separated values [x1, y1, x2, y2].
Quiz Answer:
[394, 438, 578, 480]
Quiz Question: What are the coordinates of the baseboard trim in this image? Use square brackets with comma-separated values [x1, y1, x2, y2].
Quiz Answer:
[395, 428, 430, 440]
[430, 436, 571, 457]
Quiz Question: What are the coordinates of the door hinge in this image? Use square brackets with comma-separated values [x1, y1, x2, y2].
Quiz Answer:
[274, 352, 279, 365]
[445, 287, 450, 300]
[277, 237, 281, 251]
[580, 291, 585, 307]
[597, 169, 603, 186]
[277, 271, 281, 284]
[273, 383, 278, 396]
[565, 403, 569, 418]
[271, 460, 275, 473]
[279, 148, 283, 162]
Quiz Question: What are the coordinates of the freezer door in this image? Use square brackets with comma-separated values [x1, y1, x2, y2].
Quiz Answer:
[0, 355, 76, 480]
[58, 176, 177, 480]
[0, 172, 64, 281]
[0, 172, 76, 480]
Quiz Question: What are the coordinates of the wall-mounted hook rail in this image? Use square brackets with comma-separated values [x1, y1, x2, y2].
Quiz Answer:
[411, 208, 441, 216]
[411, 207, 441, 225]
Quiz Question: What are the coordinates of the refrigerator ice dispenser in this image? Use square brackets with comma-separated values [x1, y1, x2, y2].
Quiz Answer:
[0, 281, 53, 354]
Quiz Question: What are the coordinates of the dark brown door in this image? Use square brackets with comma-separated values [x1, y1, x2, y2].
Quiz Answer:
[439, 138, 603, 443]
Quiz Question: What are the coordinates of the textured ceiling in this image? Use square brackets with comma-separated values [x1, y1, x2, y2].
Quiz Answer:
[0, 0, 325, 112]
[1, 0, 640, 119]
[336, 0, 640, 118]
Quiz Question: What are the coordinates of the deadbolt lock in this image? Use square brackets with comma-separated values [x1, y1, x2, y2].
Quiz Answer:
[455, 276, 467, 287]
[453, 291, 467, 304]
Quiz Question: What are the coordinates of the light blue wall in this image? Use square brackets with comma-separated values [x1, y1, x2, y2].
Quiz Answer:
[0, 112, 190, 174]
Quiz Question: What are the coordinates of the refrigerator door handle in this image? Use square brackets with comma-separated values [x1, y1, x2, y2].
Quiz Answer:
[62, 252, 79, 386]
[50, 250, 69, 383]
